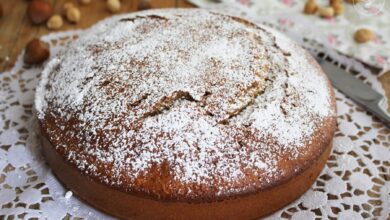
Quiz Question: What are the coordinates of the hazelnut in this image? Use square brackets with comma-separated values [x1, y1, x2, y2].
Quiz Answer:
[27, 0, 53, 25]
[319, 6, 334, 17]
[24, 39, 50, 64]
[303, 0, 318, 14]
[138, 0, 152, 11]
[332, 3, 344, 15]
[47, 15, 63, 30]
[354, 28, 374, 43]
[66, 7, 81, 23]
[80, 0, 92, 5]
[62, 2, 75, 15]
[107, 0, 121, 13]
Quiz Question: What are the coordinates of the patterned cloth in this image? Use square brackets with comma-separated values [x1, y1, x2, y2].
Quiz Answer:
[189, 0, 390, 72]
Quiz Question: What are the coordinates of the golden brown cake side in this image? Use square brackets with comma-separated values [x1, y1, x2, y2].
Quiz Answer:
[42, 135, 333, 220]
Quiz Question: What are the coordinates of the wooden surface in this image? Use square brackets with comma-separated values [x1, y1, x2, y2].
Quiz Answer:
[0, 0, 195, 71]
[0, 0, 389, 111]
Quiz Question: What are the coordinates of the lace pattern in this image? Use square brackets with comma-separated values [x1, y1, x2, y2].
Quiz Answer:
[0, 14, 389, 220]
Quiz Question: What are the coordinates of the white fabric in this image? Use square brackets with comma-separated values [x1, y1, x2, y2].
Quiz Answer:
[189, 0, 390, 72]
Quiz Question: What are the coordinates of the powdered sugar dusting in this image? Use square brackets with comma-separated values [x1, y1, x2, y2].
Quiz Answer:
[35, 9, 335, 199]
[232, 27, 335, 147]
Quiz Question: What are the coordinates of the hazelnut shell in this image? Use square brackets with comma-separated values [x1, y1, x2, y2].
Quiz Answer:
[354, 28, 374, 43]
[24, 39, 50, 64]
[27, 0, 53, 25]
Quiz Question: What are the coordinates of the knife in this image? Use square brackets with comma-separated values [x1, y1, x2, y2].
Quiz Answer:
[313, 56, 390, 128]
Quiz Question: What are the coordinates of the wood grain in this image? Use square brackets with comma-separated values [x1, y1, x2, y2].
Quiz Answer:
[0, 0, 181, 71]
[0, 0, 389, 111]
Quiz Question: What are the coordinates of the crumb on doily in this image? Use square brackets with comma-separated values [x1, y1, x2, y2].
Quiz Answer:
[64, 190, 73, 199]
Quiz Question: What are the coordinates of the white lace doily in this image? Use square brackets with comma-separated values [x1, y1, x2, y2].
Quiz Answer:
[0, 14, 389, 220]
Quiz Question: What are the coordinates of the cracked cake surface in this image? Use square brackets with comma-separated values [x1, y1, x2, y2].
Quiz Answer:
[35, 9, 336, 201]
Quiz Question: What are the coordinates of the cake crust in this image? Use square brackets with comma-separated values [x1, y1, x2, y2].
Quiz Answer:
[36, 8, 337, 213]
[42, 135, 333, 219]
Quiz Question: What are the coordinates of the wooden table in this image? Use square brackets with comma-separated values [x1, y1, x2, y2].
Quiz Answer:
[1, 0, 389, 110]
[0, 0, 194, 71]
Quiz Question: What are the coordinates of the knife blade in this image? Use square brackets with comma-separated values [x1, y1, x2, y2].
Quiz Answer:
[313, 56, 390, 128]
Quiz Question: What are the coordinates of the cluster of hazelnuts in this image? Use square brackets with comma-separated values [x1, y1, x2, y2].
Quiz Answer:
[21, 0, 151, 65]
[26, 0, 152, 30]
[303, 0, 375, 44]
[27, 0, 82, 29]
[26, 0, 122, 29]
[304, 0, 345, 17]
[23, 0, 85, 64]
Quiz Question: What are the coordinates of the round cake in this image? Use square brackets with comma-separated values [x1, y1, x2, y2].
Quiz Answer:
[35, 9, 337, 219]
